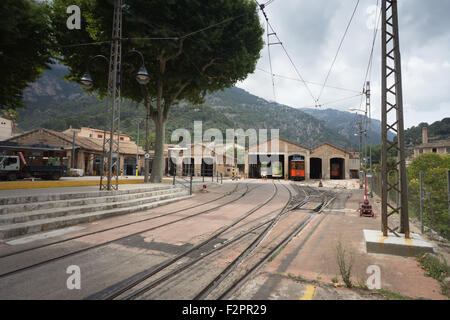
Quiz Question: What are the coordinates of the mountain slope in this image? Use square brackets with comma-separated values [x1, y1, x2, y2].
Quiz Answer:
[300, 107, 395, 145]
[17, 65, 357, 149]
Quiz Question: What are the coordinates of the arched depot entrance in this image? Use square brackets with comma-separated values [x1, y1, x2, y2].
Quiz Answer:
[182, 158, 194, 176]
[248, 154, 285, 179]
[310, 158, 322, 180]
[201, 158, 214, 177]
[330, 158, 345, 180]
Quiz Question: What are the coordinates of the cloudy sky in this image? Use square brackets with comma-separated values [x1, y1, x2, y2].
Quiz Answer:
[237, 0, 450, 129]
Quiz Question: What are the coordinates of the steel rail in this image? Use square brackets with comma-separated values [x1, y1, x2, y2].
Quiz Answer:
[0, 183, 243, 259]
[0, 183, 262, 278]
[94, 181, 279, 300]
[192, 182, 295, 300]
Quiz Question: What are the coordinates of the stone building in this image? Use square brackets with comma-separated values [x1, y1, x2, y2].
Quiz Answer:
[165, 142, 236, 177]
[245, 138, 359, 180]
[6, 128, 144, 176]
[413, 127, 450, 158]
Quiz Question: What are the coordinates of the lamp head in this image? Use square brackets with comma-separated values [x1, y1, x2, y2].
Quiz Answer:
[79, 72, 94, 89]
[136, 66, 150, 85]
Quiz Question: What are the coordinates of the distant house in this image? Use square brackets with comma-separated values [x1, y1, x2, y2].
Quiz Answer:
[413, 127, 450, 158]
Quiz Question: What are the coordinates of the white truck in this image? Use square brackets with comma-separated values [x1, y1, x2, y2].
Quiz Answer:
[0, 154, 66, 181]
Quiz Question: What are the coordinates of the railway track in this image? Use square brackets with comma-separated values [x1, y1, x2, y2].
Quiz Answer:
[0, 183, 244, 260]
[198, 183, 336, 300]
[87, 181, 281, 299]
[93, 182, 335, 300]
[0, 181, 336, 300]
[0, 182, 269, 278]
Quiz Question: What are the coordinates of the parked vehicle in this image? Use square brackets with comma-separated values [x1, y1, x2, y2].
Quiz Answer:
[0, 153, 66, 181]
[260, 161, 270, 178]
[271, 161, 283, 178]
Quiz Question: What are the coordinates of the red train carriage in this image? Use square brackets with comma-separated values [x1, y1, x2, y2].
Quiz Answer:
[290, 155, 305, 181]
[330, 163, 341, 179]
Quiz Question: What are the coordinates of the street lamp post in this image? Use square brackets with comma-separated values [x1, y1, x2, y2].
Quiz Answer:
[135, 120, 142, 177]
[79, 51, 150, 190]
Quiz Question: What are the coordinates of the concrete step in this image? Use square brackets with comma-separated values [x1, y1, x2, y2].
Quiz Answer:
[0, 189, 188, 225]
[0, 184, 174, 206]
[0, 187, 185, 215]
[0, 194, 192, 239]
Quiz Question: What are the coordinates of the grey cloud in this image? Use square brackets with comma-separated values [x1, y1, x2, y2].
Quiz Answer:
[239, 0, 450, 128]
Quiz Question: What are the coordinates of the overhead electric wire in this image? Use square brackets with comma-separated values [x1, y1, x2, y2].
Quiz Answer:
[53, 11, 251, 49]
[304, 93, 363, 109]
[256, 67, 361, 94]
[317, 0, 360, 103]
[254, 0, 317, 105]
[357, 0, 381, 134]
[362, 0, 381, 91]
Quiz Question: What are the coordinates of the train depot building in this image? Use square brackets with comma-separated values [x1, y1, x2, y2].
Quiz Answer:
[2, 127, 236, 178]
[164, 142, 236, 178]
[245, 138, 359, 181]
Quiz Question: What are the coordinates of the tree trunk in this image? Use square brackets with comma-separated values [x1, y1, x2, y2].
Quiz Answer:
[144, 104, 151, 183]
[150, 115, 166, 183]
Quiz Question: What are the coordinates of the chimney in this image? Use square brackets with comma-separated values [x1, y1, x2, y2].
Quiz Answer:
[422, 127, 428, 144]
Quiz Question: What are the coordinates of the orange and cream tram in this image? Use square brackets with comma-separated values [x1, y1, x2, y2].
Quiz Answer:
[289, 155, 305, 181]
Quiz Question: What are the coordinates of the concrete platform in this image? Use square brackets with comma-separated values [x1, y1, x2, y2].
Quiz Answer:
[364, 229, 436, 257]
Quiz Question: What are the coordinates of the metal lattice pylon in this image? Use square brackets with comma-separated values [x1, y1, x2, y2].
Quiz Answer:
[364, 81, 370, 168]
[100, 0, 122, 191]
[381, 0, 409, 238]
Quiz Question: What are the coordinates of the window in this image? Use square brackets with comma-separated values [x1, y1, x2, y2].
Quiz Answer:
[419, 149, 423, 154]
[98, 134, 103, 138]
[120, 137, 124, 141]
[432, 148, 437, 153]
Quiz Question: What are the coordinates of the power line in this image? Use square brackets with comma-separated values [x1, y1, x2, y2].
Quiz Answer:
[357, 0, 381, 136]
[317, 0, 360, 103]
[362, 0, 381, 92]
[305, 93, 363, 109]
[54, 11, 251, 49]
[254, 0, 317, 105]
[256, 67, 361, 94]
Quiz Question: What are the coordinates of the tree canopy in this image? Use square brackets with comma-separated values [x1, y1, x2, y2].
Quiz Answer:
[51, 0, 264, 109]
[0, 0, 54, 110]
[51, 0, 264, 181]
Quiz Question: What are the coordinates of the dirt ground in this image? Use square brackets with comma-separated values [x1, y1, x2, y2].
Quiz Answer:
[233, 180, 450, 300]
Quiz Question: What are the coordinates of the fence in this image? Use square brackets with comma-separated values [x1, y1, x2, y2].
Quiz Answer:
[372, 170, 450, 240]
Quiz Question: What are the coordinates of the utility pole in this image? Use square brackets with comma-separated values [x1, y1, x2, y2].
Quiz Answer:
[100, 0, 122, 191]
[365, 81, 374, 198]
[381, 0, 409, 238]
[136, 121, 139, 176]
[447, 170, 450, 239]
[356, 119, 364, 189]
[71, 131, 76, 169]
[419, 171, 424, 234]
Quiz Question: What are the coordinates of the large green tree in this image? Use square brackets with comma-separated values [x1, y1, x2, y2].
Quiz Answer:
[52, 0, 264, 182]
[0, 0, 54, 110]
